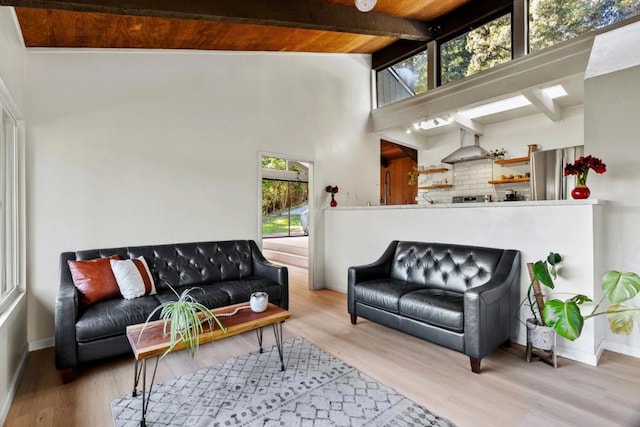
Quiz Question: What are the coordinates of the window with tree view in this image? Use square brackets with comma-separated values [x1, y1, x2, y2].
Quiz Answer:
[530, 0, 640, 52]
[375, 1, 640, 108]
[440, 14, 512, 85]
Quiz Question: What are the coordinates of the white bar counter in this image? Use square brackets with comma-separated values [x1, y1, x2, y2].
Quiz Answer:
[324, 199, 605, 365]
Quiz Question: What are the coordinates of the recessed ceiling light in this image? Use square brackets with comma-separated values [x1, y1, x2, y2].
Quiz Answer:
[355, 0, 377, 12]
[541, 84, 568, 99]
[458, 95, 532, 119]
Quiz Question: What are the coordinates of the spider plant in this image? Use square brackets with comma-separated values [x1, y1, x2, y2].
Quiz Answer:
[139, 286, 227, 358]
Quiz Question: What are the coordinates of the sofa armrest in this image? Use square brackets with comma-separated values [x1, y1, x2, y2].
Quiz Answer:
[463, 250, 520, 360]
[347, 241, 398, 315]
[249, 240, 289, 310]
[55, 252, 80, 370]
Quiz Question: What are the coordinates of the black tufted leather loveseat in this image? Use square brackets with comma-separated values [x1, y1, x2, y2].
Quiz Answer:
[55, 240, 288, 381]
[348, 241, 519, 373]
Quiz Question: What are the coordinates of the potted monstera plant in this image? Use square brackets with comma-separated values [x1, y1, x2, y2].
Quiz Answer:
[139, 286, 227, 358]
[525, 252, 640, 343]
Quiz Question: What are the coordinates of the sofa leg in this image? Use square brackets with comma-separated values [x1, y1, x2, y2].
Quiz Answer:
[60, 368, 76, 384]
[350, 314, 357, 325]
[470, 357, 481, 373]
[501, 339, 512, 348]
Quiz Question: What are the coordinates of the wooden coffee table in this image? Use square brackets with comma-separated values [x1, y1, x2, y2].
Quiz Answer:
[126, 302, 291, 427]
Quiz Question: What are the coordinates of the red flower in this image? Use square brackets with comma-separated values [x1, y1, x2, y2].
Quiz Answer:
[564, 155, 606, 186]
[325, 185, 339, 194]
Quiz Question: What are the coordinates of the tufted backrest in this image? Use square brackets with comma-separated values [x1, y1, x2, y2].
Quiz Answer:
[389, 241, 504, 293]
[74, 240, 255, 293]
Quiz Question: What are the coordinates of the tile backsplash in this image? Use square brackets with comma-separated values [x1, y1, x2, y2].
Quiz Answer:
[417, 158, 530, 205]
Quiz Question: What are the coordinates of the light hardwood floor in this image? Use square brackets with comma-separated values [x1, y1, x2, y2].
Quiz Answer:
[6, 278, 640, 426]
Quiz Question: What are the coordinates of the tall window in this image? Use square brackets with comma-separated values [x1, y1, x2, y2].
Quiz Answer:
[530, 0, 640, 52]
[374, 1, 640, 108]
[440, 14, 512, 85]
[0, 101, 20, 310]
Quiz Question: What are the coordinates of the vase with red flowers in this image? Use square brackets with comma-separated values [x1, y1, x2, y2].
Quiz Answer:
[326, 185, 339, 207]
[563, 155, 606, 199]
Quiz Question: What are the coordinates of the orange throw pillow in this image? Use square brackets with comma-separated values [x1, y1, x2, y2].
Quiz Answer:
[68, 254, 121, 305]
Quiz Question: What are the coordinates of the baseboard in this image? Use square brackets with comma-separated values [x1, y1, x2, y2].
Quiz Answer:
[324, 283, 347, 294]
[0, 343, 28, 426]
[29, 336, 54, 351]
[603, 339, 640, 359]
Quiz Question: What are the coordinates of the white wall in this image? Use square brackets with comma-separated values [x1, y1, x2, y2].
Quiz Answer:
[585, 21, 640, 358]
[0, 6, 26, 424]
[25, 50, 380, 342]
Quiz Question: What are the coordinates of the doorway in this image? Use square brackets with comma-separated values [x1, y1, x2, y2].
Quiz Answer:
[259, 155, 311, 290]
[380, 140, 418, 205]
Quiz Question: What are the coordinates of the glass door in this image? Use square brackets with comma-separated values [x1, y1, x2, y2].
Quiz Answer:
[261, 157, 309, 238]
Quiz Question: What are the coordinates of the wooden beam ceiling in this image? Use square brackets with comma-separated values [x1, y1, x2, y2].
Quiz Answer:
[0, 0, 434, 41]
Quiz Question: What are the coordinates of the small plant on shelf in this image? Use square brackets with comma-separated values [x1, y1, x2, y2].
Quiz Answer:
[489, 148, 508, 160]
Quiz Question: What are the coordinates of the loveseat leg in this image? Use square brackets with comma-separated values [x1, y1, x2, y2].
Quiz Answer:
[350, 314, 357, 325]
[60, 368, 76, 384]
[470, 357, 481, 373]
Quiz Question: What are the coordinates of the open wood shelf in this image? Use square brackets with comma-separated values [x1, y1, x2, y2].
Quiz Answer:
[494, 156, 530, 166]
[418, 168, 450, 174]
[488, 177, 530, 184]
[418, 184, 454, 190]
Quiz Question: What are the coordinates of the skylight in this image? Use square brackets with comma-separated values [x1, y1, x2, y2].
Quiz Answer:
[458, 95, 532, 119]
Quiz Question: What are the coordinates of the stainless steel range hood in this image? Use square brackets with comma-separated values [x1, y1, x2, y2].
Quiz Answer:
[441, 130, 489, 164]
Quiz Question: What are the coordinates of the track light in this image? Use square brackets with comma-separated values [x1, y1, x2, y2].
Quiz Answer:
[412, 116, 451, 131]
[355, 0, 377, 12]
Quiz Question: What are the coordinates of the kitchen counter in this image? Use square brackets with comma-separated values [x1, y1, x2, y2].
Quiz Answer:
[330, 199, 602, 210]
[323, 199, 605, 366]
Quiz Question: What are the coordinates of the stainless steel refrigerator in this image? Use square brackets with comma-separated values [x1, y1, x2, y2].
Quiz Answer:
[530, 145, 584, 200]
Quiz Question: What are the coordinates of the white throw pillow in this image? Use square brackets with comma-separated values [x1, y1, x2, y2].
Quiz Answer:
[110, 257, 156, 299]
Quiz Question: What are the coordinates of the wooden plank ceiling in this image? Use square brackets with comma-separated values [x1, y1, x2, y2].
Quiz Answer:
[4, 0, 471, 54]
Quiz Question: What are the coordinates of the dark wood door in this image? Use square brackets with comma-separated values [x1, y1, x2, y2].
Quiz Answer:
[380, 141, 417, 205]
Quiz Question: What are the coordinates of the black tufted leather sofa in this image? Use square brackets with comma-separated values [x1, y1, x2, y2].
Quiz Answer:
[348, 241, 519, 373]
[55, 240, 288, 380]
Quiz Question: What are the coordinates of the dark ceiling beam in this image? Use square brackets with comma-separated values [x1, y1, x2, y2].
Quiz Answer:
[0, 0, 434, 41]
[372, 0, 514, 70]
